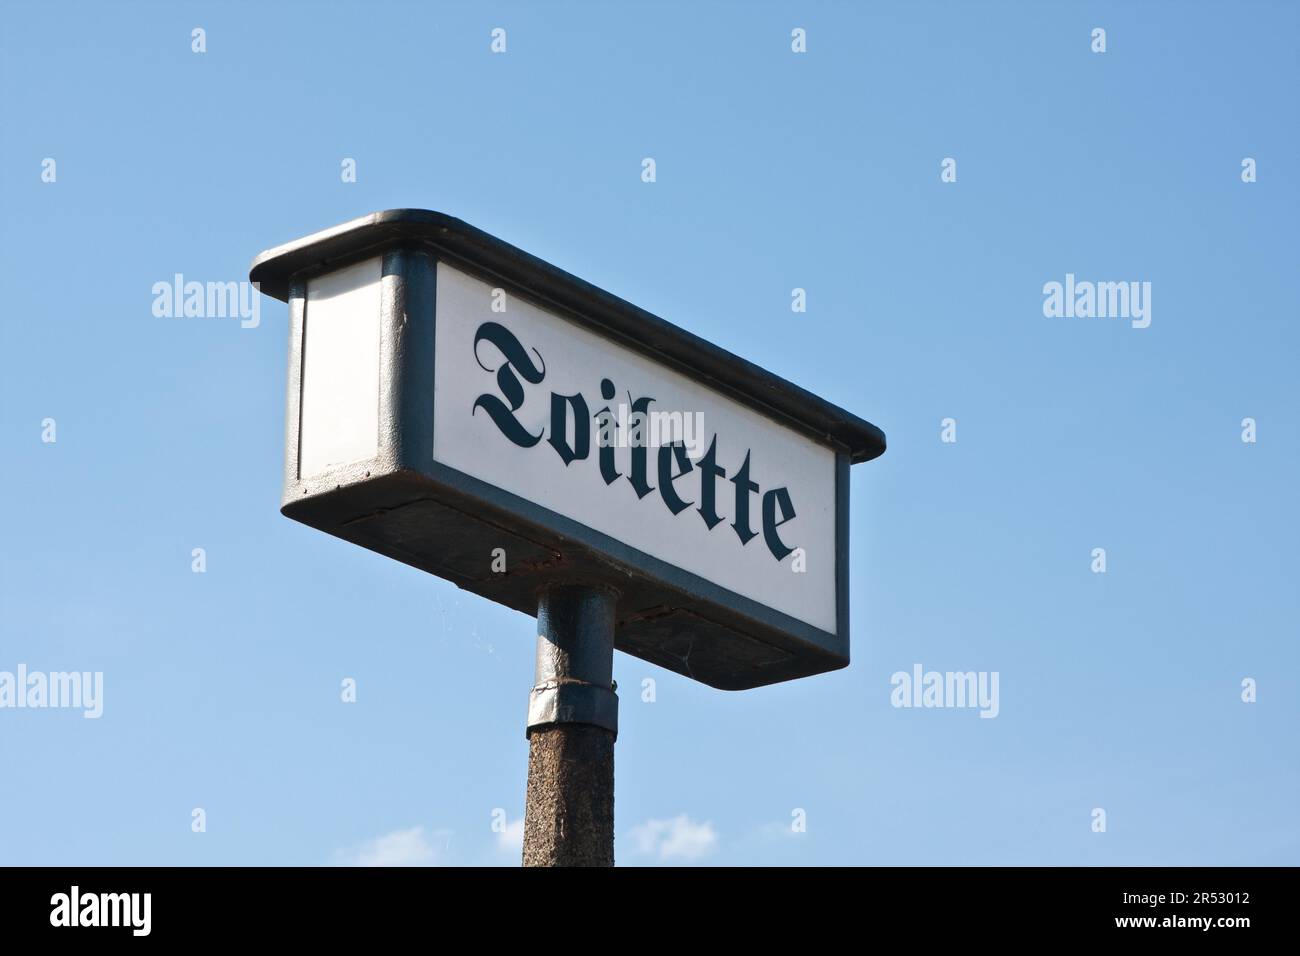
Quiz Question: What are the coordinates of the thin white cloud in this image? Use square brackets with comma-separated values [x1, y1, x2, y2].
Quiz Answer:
[626, 815, 717, 862]
[758, 819, 801, 840]
[497, 817, 525, 854]
[333, 826, 451, 867]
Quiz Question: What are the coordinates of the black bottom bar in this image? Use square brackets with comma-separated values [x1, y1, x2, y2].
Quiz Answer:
[0, 866, 1285, 942]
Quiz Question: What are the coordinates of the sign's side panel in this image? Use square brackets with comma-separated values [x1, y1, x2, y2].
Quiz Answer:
[299, 256, 384, 478]
[431, 260, 838, 634]
[282, 280, 307, 500]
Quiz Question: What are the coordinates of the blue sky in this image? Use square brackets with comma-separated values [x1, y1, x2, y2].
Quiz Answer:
[1, 0, 1296, 866]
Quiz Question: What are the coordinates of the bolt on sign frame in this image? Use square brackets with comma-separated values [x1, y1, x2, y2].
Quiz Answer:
[251, 209, 886, 691]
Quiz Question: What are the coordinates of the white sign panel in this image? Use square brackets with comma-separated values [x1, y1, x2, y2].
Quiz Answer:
[299, 257, 383, 477]
[432, 261, 837, 633]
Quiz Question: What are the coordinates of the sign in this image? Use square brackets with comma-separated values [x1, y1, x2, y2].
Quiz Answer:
[251, 210, 885, 689]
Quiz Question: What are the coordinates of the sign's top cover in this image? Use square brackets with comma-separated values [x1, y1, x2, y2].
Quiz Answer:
[250, 209, 886, 464]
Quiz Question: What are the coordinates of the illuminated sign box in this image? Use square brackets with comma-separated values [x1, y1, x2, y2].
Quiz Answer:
[251, 210, 885, 690]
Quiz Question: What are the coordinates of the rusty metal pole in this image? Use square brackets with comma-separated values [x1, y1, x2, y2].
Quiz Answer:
[522, 583, 619, 867]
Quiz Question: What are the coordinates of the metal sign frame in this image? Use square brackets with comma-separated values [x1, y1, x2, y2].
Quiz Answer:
[251, 209, 885, 690]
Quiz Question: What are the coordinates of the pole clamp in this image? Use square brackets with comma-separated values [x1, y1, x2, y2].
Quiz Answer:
[527, 677, 619, 736]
